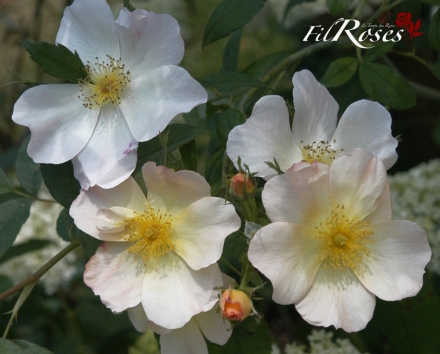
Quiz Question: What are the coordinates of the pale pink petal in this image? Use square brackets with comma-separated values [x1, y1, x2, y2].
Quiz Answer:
[226, 95, 300, 178]
[141, 254, 222, 329]
[70, 178, 147, 240]
[367, 179, 392, 224]
[84, 242, 144, 313]
[116, 9, 184, 75]
[195, 304, 232, 345]
[56, 0, 120, 64]
[142, 162, 211, 214]
[160, 318, 208, 354]
[127, 304, 172, 335]
[329, 149, 388, 221]
[296, 265, 376, 332]
[355, 221, 431, 301]
[248, 222, 322, 305]
[172, 197, 241, 270]
[72, 104, 137, 189]
[262, 162, 331, 227]
[291, 70, 338, 146]
[12, 84, 98, 164]
[331, 100, 398, 169]
[119, 65, 207, 143]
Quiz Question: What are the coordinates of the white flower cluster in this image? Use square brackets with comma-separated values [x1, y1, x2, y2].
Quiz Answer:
[0, 189, 77, 295]
[389, 159, 440, 274]
[272, 330, 366, 354]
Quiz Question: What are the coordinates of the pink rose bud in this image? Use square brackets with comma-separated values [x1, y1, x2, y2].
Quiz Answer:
[220, 287, 252, 321]
[230, 173, 255, 201]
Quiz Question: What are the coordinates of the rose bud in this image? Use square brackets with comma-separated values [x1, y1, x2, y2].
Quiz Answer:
[219, 287, 252, 321]
[229, 173, 255, 201]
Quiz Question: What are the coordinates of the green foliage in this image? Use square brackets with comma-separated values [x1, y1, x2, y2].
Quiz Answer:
[198, 72, 265, 92]
[128, 330, 160, 354]
[363, 41, 395, 62]
[16, 136, 42, 196]
[136, 124, 208, 173]
[40, 161, 80, 208]
[429, 7, 440, 52]
[359, 62, 416, 110]
[207, 318, 272, 353]
[21, 41, 86, 83]
[180, 140, 198, 172]
[0, 198, 32, 258]
[0, 339, 53, 354]
[203, 0, 268, 48]
[223, 29, 242, 72]
[0, 275, 13, 293]
[0, 169, 13, 194]
[215, 109, 246, 148]
[361, 273, 440, 354]
[283, 0, 314, 21]
[56, 208, 74, 242]
[244, 51, 292, 79]
[320, 57, 359, 88]
[0, 239, 52, 264]
[73, 229, 101, 259]
[326, 0, 352, 16]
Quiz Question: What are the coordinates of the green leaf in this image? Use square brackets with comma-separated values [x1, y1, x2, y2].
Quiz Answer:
[244, 51, 291, 79]
[326, 0, 352, 16]
[215, 108, 246, 148]
[0, 339, 53, 354]
[0, 239, 52, 264]
[429, 62, 440, 80]
[40, 161, 80, 208]
[359, 62, 416, 110]
[0, 274, 13, 293]
[320, 57, 359, 88]
[0, 168, 13, 194]
[73, 229, 102, 259]
[430, 7, 440, 51]
[135, 124, 208, 173]
[0, 198, 32, 258]
[283, 0, 314, 21]
[56, 208, 74, 242]
[123, 0, 136, 12]
[16, 135, 42, 195]
[198, 72, 265, 92]
[222, 29, 242, 72]
[180, 140, 198, 172]
[21, 40, 86, 82]
[363, 41, 395, 62]
[207, 318, 272, 353]
[203, 0, 268, 48]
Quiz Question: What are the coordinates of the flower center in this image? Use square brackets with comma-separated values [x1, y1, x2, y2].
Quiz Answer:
[315, 204, 374, 270]
[122, 209, 175, 262]
[299, 140, 340, 165]
[78, 55, 131, 109]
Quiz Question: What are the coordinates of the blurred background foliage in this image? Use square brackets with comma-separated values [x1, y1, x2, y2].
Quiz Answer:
[0, 0, 440, 353]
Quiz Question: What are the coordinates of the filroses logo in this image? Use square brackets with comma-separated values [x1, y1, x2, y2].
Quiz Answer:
[395, 12, 423, 41]
[303, 12, 423, 49]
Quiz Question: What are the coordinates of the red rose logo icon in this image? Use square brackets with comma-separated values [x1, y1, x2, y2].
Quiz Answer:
[396, 12, 412, 27]
[395, 12, 423, 41]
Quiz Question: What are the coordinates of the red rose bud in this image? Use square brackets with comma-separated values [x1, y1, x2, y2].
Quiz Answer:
[220, 288, 252, 321]
[230, 173, 255, 201]
[396, 12, 412, 27]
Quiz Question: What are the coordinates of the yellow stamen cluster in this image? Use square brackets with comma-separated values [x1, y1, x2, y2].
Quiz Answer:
[299, 140, 340, 165]
[123, 209, 175, 263]
[315, 205, 374, 270]
[78, 55, 131, 109]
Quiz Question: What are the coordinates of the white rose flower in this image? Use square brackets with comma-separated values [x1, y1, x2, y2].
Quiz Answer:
[248, 149, 431, 332]
[226, 70, 397, 179]
[70, 162, 240, 329]
[12, 0, 207, 189]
